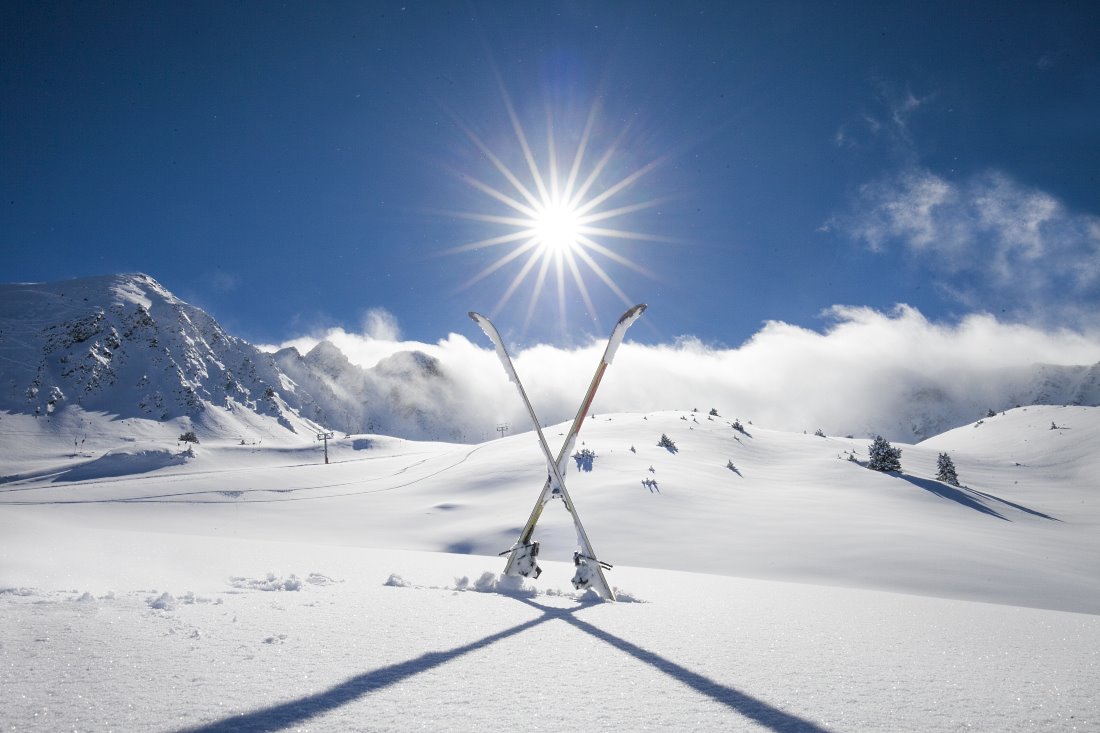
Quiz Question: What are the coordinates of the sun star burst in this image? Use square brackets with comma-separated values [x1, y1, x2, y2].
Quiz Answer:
[443, 93, 673, 332]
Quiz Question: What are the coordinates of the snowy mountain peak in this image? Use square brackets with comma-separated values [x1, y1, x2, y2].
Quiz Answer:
[0, 273, 317, 436]
[0, 274, 468, 443]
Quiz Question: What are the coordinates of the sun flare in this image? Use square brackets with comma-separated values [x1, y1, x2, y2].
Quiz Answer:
[532, 200, 582, 256]
[443, 92, 672, 331]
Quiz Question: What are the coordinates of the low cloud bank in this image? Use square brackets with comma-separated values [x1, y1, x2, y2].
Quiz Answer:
[270, 305, 1100, 443]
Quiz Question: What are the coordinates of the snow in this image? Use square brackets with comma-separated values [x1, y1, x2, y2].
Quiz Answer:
[2, 402, 1099, 730]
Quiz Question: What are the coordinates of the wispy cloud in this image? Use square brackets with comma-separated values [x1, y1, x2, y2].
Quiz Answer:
[204, 270, 239, 294]
[833, 84, 935, 152]
[267, 306, 1100, 443]
[828, 167, 1100, 328]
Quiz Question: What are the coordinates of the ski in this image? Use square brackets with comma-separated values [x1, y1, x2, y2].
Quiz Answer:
[470, 304, 646, 601]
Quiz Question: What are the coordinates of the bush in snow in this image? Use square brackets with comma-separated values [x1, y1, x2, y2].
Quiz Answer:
[709, 408, 719, 416]
[867, 436, 902, 473]
[936, 452, 960, 486]
[814, 428, 826, 437]
[657, 433, 677, 452]
[179, 431, 199, 444]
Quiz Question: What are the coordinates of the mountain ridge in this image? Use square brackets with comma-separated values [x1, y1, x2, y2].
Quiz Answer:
[2, 272, 1098, 444]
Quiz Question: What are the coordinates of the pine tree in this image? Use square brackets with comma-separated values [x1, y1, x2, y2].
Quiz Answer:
[867, 435, 902, 472]
[936, 452, 960, 486]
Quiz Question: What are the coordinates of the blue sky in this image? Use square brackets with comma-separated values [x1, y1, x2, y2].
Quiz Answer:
[3, 1, 1098, 349]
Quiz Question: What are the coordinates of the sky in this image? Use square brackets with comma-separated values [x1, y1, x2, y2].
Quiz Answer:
[3, 1, 1099, 353]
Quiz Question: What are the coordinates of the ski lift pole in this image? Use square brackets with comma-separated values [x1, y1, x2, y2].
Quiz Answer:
[317, 431, 334, 464]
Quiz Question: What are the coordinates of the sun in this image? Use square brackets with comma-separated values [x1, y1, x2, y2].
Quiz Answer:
[442, 90, 674, 331]
[532, 199, 582, 257]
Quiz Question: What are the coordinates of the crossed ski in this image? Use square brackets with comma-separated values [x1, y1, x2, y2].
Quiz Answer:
[470, 304, 647, 601]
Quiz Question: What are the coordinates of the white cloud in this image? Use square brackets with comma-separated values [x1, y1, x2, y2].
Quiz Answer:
[362, 307, 401, 342]
[831, 167, 1100, 327]
[268, 305, 1100, 443]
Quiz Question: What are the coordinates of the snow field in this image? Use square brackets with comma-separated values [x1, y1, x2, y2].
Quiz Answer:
[2, 539, 1096, 732]
[2, 404, 1099, 730]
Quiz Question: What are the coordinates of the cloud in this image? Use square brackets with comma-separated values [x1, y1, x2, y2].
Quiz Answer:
[205, 270, 238, 294]
[362, 307, 401, 341]
[267, 305, 1100, 443]
[833, 84, 934, 152]
[829, 167, 1100, 327]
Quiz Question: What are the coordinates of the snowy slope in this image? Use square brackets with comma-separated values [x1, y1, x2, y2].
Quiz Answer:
[2, 542, 1096, 732]
[2, 405, 1098, 730]
[3, 405, 1096, 612]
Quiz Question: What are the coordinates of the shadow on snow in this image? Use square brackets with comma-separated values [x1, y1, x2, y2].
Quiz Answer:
[898, 475, 1059, 522]
[178, 595, 828, 733]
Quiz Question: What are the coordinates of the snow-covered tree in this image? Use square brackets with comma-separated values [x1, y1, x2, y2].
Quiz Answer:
[867, 435, 901, 472]
[936, 452, 959, 486]
[657, 433, 677, 452]
[179, 431, 199, 444]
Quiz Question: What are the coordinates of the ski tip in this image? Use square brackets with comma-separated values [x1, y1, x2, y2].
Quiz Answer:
[468, 311, 482, 322]
[609, 303, 647, 335]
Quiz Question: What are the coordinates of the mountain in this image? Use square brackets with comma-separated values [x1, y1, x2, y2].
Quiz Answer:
[854, 360, 1100, 442]
[2, 273, 1099, 446]
[0, 273, 323, 437]
[274, 339, 464, 442]
[0, 273, 459, 442]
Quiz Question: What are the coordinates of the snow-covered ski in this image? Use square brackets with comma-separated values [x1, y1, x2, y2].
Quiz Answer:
[469, 304, 646, 601]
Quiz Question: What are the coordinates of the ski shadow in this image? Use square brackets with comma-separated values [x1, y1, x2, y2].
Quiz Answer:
[514, 597, 829, 732]
[176, 612, 554, 733]
[897, 475, 1057, 522]
[178, 593, 827, 733]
